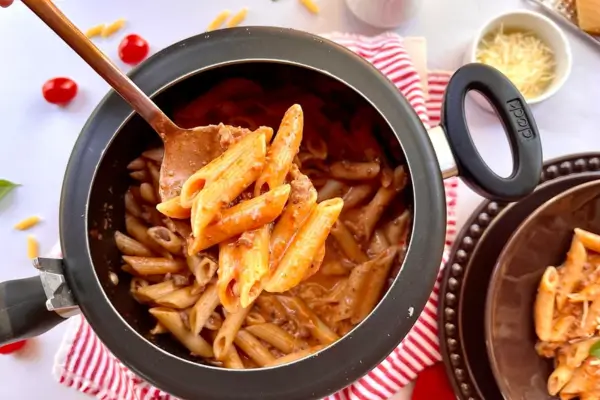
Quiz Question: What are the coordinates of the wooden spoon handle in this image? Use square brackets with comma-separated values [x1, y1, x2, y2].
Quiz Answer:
[22, 0, 177, 137]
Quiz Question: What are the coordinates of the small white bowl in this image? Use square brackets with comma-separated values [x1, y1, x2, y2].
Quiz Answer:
[465, 10, 572, 111]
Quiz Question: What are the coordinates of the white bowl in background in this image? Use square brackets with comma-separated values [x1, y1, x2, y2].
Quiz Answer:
[465, 9, 572, 112]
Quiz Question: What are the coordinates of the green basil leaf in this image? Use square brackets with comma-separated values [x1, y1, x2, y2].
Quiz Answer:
[0, 179, 20, 202]
[589, 339, 600, 358]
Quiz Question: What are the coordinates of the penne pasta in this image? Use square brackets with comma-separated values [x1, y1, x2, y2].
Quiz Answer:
[269, 169, 317, 272]
[217, 239, 243, 313]
[245, 310, 267, 326]
[189, 283, 220, 335]
[155, 286, 202, 309]
[330, 220, 368, 264]
[150, 322, 168, 335]
[223, 346, 245, 369]
[574, 228, 600, 253]
[534, 266, 559, 342]
[317, 179, 346, 203]
[140, 182, 158, 205]
[127, 157, 146, 171]
[114, 231, 154, 257]
[329, 161, 380, 180]
[238, 226, 270, 308]
[245, 323, 304, 354]
[186, 253, 218, 289]
[192, 184, 290, 251]
[147, 226, 183, 254]
[266, 198, 343, 293]
[303, 244, 326, 281]
[580, 294, 600, 336]
[85, 24, 105, 39]
[214, 305, 252, 360]
[142, 148, 164, 163]
[207, 10, 231, 31]
[277, 296, 339, 344]
[125, 190, 143, 218]
[206, 311, 224, 330]
[188, 131, 268, 253]
[14, 216, 41, 231]
[136, 280, 178, 302]
[226, 7, 248, 28]
[266, 345, 327, 367]
[548, 364, 573, 396]
[125, 214, 166, 255]
[368, 229, 390, 255]
[122, 256, 186, 275]
[156, 196, 191, 219]
[342, 183, 375, 211]
[26, 235, 39, 259]
[384, 209, 411, 245]
[557, 237, 587, 310]
[149, 307, 213, 357]
[255, 104, 304, 195]
[234, 329, 275, 367]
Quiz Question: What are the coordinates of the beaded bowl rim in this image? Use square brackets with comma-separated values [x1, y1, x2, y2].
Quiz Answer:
[438, 152, 600, 400]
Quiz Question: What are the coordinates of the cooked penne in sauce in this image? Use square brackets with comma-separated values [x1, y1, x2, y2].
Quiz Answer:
[534, 229, 600, 399]
[112, 77, 412, 369]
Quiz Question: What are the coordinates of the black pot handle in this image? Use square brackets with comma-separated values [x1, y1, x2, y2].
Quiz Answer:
[441, 63, 543, 202]
[0, 276, 65, 345]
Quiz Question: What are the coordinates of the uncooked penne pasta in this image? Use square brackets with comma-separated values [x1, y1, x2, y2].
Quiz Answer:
[266, 198, 343, 293]
[156, 196, 191, 219]
[218, 239, 242, 312]
[186, 253, 218, 288]
[226, 7, 248, 28]
[238, 226, 270, 308]
[557, 237, 587, 310]
[223, 346, 244, 369]
[85, 24, 105, 38]
[14, 216, 41, 231]
[269, 169, 317, 272]
[135, 280, 178, 302]
[352, 247, 398, 324]
[330, 220, 368, 263]
[114, 231, 153, 257]
[329, 161, 380, 180]
[192, 184, 290, 251]
[180, 126, 272, 207]
[299, 0, 320, 15]
[277, 296, 338, 344]
[190, 283, 220, 335]
[234, 329, 275, 367]
[266, 345, 327, 367]
[122, 256, 186, 275]
[189, 132, 267, 252]
[207, 10, 231, 31]
[534, 266, 559, 342]
[214, 305, 252, 360]
[27, 235, 39, 259]
[246, 323, 303, 354]
[254, 104, 304, 195]
[101, 18, 126, 38]
[147, 226, 183, 254]
[155, 286, 201, 309]
[149, 307, 213, 357]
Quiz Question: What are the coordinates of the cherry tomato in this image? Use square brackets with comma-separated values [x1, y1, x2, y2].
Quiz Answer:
[0, 340, 27, 355]
[118, 34, 150, 65]
[42, 77, 78, 105]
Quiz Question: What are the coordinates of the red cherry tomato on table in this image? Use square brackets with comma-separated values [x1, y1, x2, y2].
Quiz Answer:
[118, 34, 150, 65]
[42, 77, 78, 105]
[0, 340, 27, 355]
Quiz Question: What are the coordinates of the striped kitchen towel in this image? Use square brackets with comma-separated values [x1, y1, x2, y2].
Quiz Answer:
[52, 33, 457, 400]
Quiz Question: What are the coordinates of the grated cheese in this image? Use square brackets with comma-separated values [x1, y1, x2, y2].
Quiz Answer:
[476, 25, 556, 100]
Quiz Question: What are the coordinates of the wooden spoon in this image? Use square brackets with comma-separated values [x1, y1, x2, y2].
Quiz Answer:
[23, 0, 222, 200]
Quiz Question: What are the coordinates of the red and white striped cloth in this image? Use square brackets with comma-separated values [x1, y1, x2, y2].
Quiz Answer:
[52, 33, 458, 400]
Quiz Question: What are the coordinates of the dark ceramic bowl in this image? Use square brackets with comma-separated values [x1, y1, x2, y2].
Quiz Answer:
[486, 179, 600, 400]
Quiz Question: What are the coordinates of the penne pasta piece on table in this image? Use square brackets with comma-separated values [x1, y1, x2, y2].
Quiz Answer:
[122, 256, 186, 275]
[266, 345, 327, 367]
[192, 184, 290, 252]
[147, 226, 183, 254]
[226, 7, 248, 28]
[188, 132, 268, 252]
[266, 198, 343, 293]
[207, 10, 231, 31]
[214, 305, 252, 360]
[189, 283, 220, 335]
[329, 161, 380, 180]
[14, 216, 41, 231]
[155, 286, 202, 309]
[277, 296, 339, 345]
[269, 169, 317, 271]
[149, 307, 213, 357]
[245, 323, 303, 354]
[255, 104, 304, 195]
[238, 226, 270, 308]
[330, 220, 368, 264]
[234, 329, 275, 367]
[114, 231, 154, 257]
[557, 237, 587, 310]
[534, 266, 559, 341]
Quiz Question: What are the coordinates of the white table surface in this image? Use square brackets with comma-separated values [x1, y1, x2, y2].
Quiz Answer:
[0, 0, 598, 399]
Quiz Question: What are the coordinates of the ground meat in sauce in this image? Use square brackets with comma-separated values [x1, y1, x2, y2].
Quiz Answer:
[289, 174, 313, 205]
[218, 124, 253, 149]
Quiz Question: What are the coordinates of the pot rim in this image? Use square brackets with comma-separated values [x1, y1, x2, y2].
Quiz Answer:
[60, 26, 446, 400]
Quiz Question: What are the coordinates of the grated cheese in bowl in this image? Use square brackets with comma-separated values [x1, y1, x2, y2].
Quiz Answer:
[476, 25, 556, 100]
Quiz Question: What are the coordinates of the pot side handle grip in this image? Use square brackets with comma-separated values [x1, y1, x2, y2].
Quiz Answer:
[0, 276, 65, 345]
[441, 63, 543, 202]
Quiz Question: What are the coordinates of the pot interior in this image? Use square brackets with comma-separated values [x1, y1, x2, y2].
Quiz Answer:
[86, 61, 414, 365]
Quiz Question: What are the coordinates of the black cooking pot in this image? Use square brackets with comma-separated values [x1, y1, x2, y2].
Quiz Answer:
[0, 27, 542, 400]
